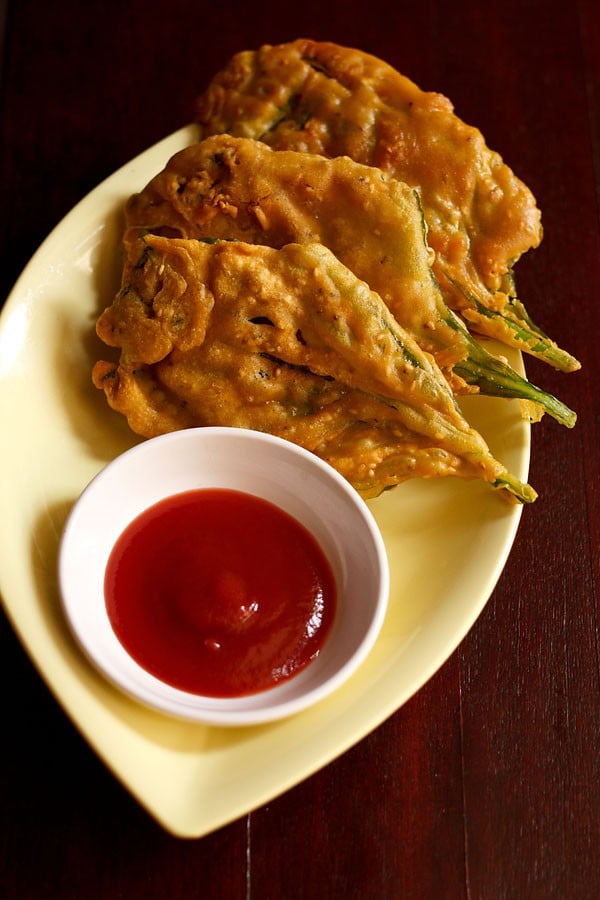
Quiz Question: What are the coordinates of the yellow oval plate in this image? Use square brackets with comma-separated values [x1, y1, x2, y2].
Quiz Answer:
[0, 125, 530, 838]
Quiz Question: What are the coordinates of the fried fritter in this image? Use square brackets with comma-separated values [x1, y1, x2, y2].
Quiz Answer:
[194, 39, 579, 373]
[93, 232, 535, 502]
[125, 134, 575, 428]
[126, 134, 466, 373]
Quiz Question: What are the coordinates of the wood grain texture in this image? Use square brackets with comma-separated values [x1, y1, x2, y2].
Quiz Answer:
[1, 0, 598, 897]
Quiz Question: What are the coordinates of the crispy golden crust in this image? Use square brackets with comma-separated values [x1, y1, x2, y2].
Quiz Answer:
[194, 40, 577, 370]
[94, 232, 522, 498]
[121, 132, 579, 432]
[125, 133, 472, 381]
[196, 39, 542, 295]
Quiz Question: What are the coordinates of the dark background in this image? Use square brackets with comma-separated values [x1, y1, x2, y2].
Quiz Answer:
[1, 1, 598, 897]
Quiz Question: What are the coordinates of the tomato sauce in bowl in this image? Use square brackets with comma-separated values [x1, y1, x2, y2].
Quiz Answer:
[105, 488, 337, 697]
[59, 427, 389, 725]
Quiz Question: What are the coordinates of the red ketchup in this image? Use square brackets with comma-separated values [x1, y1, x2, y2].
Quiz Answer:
[104, 489, 337, 697]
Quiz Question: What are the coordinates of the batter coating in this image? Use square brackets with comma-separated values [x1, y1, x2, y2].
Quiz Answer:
[93, 232, 535, 501]
[125, 134, 575, 427]
[195, 39, 579, 372]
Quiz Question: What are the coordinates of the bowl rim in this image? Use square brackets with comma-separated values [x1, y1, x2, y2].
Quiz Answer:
[58, 427, 390, 726]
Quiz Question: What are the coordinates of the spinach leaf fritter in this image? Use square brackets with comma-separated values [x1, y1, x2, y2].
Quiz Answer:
[195, 39, 579, 373]
[93, 233, 535, 501]
[125, 134, 575, 427]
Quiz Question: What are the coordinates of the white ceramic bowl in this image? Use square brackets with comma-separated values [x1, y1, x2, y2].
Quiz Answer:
[59, 427, 389, 726]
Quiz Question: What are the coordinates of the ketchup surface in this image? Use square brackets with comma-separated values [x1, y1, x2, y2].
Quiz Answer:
[104, 489, 337, 697]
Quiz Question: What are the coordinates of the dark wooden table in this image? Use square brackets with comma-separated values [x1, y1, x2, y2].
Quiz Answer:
[1, 1, 598, 897]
